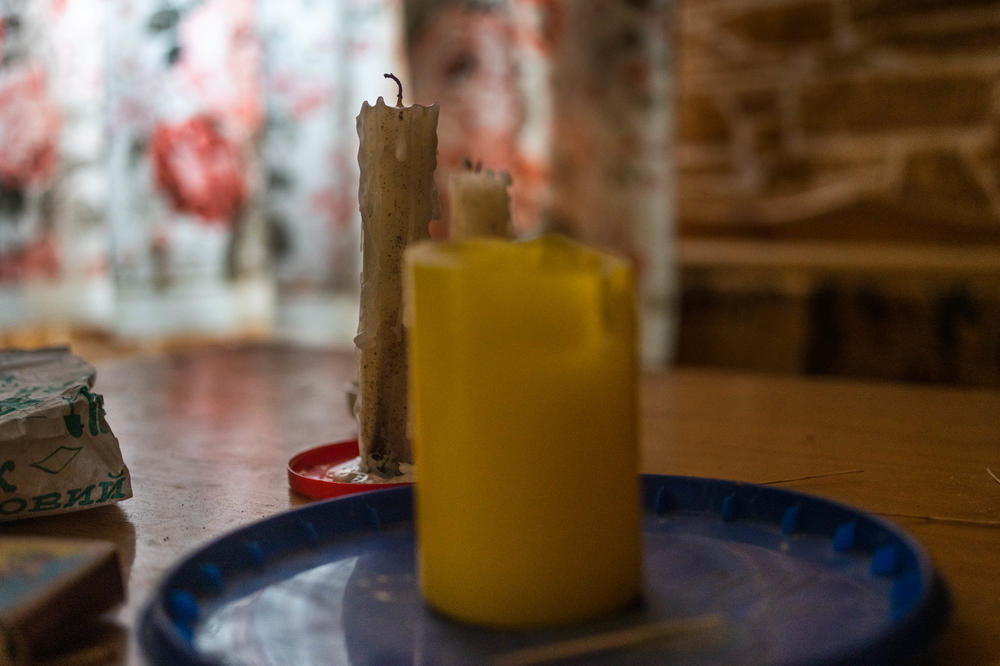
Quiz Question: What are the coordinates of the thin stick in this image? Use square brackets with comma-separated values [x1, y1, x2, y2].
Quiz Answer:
[874, 511, 1000, 528]
[760, 469, 864, 486]
[384, 72, 403, 107]
[489, 614, 725, 666]
[987, 467, 1000, 486]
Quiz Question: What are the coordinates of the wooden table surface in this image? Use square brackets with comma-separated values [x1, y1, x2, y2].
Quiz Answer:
[1, 344, 998, 664]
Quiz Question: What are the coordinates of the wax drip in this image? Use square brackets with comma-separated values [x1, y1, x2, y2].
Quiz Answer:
[395, 132, 408, 162]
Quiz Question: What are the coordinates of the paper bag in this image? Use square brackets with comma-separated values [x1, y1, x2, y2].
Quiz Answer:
[0, 348, 132, 522]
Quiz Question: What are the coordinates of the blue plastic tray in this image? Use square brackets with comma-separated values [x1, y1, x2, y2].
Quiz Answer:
[140, 475, 948, 665]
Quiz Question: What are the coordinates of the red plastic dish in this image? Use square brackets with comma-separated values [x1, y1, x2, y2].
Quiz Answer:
[288, 439, 413, 500]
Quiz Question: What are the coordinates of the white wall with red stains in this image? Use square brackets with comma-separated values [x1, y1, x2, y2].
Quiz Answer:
[0, 0, 677, 363]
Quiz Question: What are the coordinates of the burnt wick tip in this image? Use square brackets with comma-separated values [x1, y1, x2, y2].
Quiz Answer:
[384, 72, 403, 107]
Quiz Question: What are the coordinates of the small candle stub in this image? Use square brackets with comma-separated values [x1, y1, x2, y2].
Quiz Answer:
[448, 163, 512, 240]
[324, 456, 416, 484]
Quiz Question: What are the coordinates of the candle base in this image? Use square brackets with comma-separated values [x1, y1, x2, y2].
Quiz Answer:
[424, 588, 643, 631]
[327, 455, 416, 484]
[419, 533, 643, 630]
[288, 440, 412, 499]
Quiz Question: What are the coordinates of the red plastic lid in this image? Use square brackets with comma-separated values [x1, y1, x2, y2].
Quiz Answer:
[288, 439, 413, 500]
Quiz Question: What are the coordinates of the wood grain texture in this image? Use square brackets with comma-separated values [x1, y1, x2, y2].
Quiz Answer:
[0, 345, 996, 663]
[676, 239, 1000, 385]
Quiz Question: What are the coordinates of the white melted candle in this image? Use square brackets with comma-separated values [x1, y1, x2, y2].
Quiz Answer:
[325, 456, 416, 484]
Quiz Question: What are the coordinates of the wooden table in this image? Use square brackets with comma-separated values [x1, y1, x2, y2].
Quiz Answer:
[1, 345, 998, 664]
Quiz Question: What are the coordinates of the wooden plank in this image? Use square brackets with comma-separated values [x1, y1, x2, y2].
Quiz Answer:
[680, 239, 1000, 277]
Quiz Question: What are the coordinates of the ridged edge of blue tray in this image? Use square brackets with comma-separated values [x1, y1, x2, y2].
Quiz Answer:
[140, 474, 949, 665]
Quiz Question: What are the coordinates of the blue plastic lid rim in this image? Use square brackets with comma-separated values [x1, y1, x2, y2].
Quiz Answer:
[139, 474, 949, 666]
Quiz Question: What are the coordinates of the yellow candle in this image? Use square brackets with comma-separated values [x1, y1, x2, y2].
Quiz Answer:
[405, 235, 641, 628]
[448, 168, 511, 239]
[355, 76, 438, 475]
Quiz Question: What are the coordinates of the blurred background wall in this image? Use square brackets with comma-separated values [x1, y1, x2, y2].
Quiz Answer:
[1, 0, 999, 386]
[673, 0, 1000, 385]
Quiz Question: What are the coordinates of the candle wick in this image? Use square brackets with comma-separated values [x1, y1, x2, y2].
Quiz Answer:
[384, 72, 403, 107]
